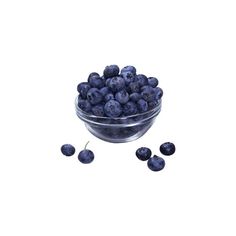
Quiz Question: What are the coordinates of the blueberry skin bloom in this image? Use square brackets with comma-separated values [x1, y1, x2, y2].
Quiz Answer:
[148, 77, 159, 88]
[61, 144, 75, 156]
[137, 99, 148, 113]
[108, 76, 125, 92]
[87, 88, 103, 105]
[160, 142, 176, 156]
[103, 65, 120, 79]
[147, 155, 165, 171]
[77, 82, 91, 99]
[78, 150, 94, 164]
[136, 147, 152, 161]
[123, 101, 138, 116]
[115, 90, 129, 104]
[121, 65, 137, 75]
[104, 100, 122, 117]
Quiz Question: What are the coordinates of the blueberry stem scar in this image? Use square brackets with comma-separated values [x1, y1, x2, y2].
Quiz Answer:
[84, 141, 90, 150]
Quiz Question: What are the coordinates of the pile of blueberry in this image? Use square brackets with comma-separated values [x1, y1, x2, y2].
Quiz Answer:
[77, 65, 163, 118]
[136, 142, 176, 171]
[61, 142, 94, 164]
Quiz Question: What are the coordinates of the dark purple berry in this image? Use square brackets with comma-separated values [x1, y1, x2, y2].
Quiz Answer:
[103, 65, 120, 78]
[61, 144, 75, 156]
[160, 142, 176, 156]
[147, 155, 165, 171]
[115, 90, 129, 104]
[136, 147, 152, 161]
[104, 100, 122, 117]
[87, 88, 103, 105]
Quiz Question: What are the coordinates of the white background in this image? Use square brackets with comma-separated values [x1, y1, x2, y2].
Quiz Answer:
[0, 0, 236, 235]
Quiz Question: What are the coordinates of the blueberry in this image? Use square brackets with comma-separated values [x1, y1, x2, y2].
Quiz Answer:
[108, 76, 125, 92]
[78, 97, 92, 113]
[147, 155, 165, 171]
[88, 72, 100, 80]
[104, 93, 114, 102]
[77, 82, 91, 99]
[137, 99, 148, 113]
[136, 147, 152, 161]
[148, 77, 159, 88]
[160, 142, 176, 156]
[99, 86, 110, 97]
[141, 87, 156, 102]
[115, 90, 129, 104]
[88, 73, 104, 89]
[61, 144, 75, 156]
[154, 87, 163, 100]
[121, 71, 135, 85]
[134, 74, 148, 87]
[121, 66, 137, 75]
[123, 101, 138, 116]
[140, 85, 151, 92]
[105, 78, 111, 87]
[103, 65, 120, 78]
[87, 88, 103, 105]
[129, 81, 140, 93]
[129, 92, 142, 102]
[91, 104, 105, 116]
[78, 150, 94, 164]
[148, 100, 159, 110]
[104, 100, 122, 117]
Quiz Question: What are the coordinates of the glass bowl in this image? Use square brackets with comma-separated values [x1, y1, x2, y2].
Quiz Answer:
[75, 97, 162, 143]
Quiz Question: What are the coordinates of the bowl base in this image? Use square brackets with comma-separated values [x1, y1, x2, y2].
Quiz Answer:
[85, 123, 153, 143]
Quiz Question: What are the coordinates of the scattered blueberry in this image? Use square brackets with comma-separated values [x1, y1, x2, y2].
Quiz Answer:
[148, 77, 159, 88]
[61, 144, 75, 156]
[136, 147, 152, 161]
[78, 142, 94, 164]
[137, 99, 148, 113]
[147, 155, 165, 171]
[160, 142, 176, 156]
[103, 65, 120, 79]
[87, 88, 103, 105]
[104, 100, 122, 117]
[123, 101, 138, 116]
[78, 150, 94, 164]
[115, 90, 129, 104]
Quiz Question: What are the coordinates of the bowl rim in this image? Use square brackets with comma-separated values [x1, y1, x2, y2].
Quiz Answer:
[75, 96, 162, 120]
